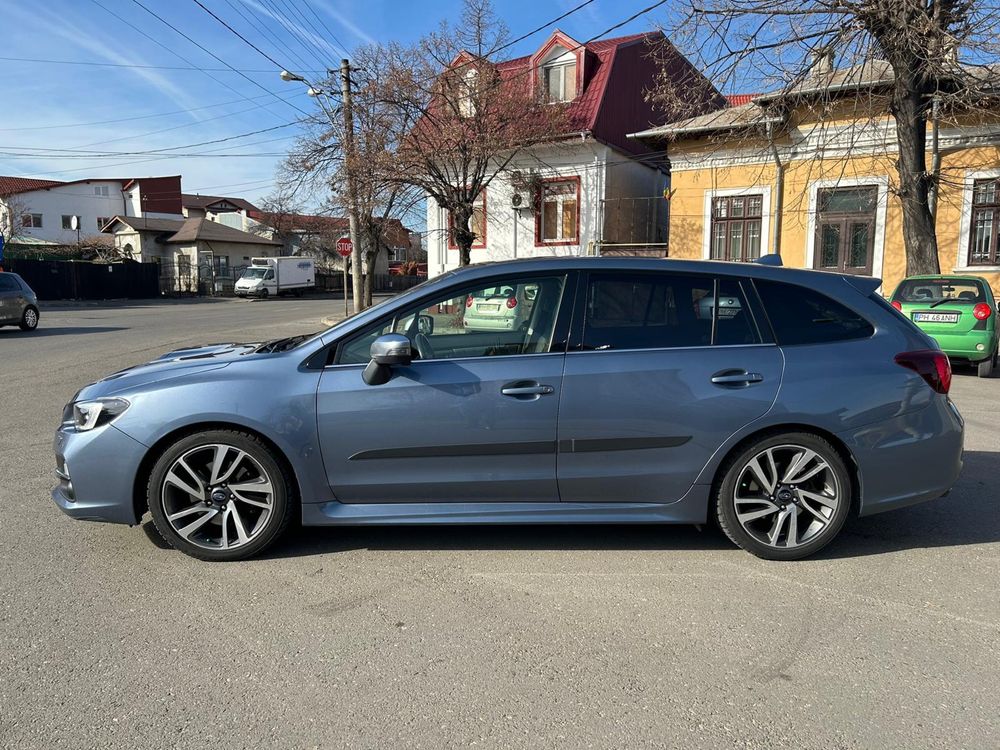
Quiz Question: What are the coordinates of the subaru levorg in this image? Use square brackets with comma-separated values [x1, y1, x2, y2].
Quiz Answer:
[53, 257, 964, 561]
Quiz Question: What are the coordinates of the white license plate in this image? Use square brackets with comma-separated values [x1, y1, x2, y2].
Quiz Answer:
[913, 312, 959, 323]
[477, 304, 500, 312]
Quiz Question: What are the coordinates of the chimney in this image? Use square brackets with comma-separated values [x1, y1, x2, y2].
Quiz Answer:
[813, 48, 835, 77]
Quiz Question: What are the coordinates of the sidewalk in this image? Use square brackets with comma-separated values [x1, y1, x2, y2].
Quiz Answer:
[320, 293, 395, 328]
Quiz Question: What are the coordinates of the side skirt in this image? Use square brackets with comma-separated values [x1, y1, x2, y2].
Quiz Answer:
[301, 488, 710, 527]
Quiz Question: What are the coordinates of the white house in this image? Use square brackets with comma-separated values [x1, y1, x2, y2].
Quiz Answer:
[425, 31, 724, 277]
[182, 193, 262, 233]
[0, 175, 185, 249]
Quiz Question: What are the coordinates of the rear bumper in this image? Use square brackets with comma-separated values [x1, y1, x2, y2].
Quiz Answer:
[930, 332, 997, 361]
[841, 397, 964, 517]
[51, 423, 147, 525]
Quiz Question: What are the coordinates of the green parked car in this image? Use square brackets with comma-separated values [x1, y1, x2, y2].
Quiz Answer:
[890, 275, 998, 378]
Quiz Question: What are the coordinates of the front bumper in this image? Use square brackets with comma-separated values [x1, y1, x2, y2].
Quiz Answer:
[51, 423, 149, 525]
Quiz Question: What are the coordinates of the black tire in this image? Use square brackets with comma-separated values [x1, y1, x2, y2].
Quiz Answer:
[19, 306, 39, 331]
[978, 351, 996, 378]
[715, 432, 853, 561]
[260, 288, 269, 299]
[146, 430, 295, 561]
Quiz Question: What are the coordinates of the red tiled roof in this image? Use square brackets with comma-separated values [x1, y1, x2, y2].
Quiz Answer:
[725, 93, 760, 107]
[0, 176, 65, 197]
[490, 31, 721, 155]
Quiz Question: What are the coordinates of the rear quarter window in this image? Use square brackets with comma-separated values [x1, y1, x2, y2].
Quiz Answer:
[754, 279, 874, 346]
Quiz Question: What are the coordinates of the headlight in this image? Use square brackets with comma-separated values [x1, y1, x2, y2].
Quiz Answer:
[72, 398, 130, 431]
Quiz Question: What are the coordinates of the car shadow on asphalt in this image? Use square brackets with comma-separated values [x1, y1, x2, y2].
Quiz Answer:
[0, 326, 127, 337]
[252, 450, 1000, 561]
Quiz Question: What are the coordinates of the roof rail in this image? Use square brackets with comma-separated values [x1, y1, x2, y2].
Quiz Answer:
[755, 254, 783, 266]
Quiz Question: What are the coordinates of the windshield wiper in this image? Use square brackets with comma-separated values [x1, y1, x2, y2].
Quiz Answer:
[929, 298, 955, 308]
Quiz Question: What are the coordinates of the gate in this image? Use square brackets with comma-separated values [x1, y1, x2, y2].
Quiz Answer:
[3, 259, 160, 300]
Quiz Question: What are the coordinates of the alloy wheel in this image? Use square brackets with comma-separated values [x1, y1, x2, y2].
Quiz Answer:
[732, 444, 841, 550]
[23, 308, 38, 328]
[160, 443, 275, 551]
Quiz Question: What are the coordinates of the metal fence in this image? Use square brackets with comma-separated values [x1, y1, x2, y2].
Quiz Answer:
[4, 258, 160, 300]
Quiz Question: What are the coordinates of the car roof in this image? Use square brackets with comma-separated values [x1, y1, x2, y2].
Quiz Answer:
[437, 256, 880, 293]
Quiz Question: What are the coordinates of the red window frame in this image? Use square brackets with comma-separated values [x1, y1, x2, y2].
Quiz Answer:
[535, 176, 581, 247]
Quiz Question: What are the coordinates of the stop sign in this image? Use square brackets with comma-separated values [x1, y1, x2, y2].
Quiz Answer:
[336, 237, 353, 258]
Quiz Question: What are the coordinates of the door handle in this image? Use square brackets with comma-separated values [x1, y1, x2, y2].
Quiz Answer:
[711, 370, 764, 386]
[501, 382, 555, 398]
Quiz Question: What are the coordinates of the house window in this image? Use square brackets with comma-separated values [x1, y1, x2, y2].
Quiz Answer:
[537, 178, 580, 245]
[448, 190, 487, 249]
[97, 217, 110, 230]
[542, 55, 577, 102]
[458, 68, 479, 118]
[22, 213, 43, 228]
[94, 185, 110, 197]
[814, 186, 877, 275]
[177, 254, 192, 277]
[710, 195, 763, 261]
[969, 178, 1000, 265]
[214, 256, 230, 277]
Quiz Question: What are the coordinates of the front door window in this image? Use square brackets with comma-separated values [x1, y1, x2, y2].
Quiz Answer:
[814, 186, 877, 275]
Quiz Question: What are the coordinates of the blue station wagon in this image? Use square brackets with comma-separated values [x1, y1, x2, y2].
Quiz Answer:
[53, 257, 964, 561]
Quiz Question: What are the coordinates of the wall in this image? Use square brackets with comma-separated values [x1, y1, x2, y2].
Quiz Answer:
[666, 117, 1000, 297]
[426, 141, 665, 277]
[6, 181, 128, 244]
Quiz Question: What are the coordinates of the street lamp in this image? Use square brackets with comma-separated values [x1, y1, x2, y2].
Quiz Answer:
[279, 64, 365, 314]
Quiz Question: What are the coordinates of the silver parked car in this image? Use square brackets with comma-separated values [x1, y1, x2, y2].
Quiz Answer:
[52, 257, 963, 562]
[0, 272, 40, 331]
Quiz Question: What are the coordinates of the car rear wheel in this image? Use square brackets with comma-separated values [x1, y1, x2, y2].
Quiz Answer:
[147, 430, 295, 561]
[977, 350, 996, 378]
[19, 306, 39, 331]
[715, 433, 852, 561]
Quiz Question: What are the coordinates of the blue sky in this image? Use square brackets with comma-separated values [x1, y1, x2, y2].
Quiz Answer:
[0, 0, 664, 208]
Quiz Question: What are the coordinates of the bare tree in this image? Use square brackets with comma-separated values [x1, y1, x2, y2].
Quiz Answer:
[375, 0, 572, 266]
[0, 196, 31, 249]
[648, 0, 1000, 275]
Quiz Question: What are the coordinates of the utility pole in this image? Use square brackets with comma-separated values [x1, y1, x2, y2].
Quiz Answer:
[340, 58, 365, 314]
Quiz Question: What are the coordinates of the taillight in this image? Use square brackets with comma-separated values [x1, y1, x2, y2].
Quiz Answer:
[894, 349, 952, 394]
[465, 295, 473, 308]
[506, 297, 517, 309]
[973, 303, 992, 320]
[891, 300, 902, 311]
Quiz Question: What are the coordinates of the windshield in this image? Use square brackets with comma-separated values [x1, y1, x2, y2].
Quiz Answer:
[242, 268, 268, 280]
[474, 286, 514, 298]
[893, 278, 986, 304]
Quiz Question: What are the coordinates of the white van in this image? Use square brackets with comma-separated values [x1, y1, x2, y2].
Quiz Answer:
[235, 257, 315, 298]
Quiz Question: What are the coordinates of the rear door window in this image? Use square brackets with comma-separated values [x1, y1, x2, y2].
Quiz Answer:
[582, 273, 761, 350]
[754, 279, 874, 345]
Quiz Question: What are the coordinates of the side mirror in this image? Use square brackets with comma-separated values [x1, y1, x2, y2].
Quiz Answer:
[363, 334, 412, 385]
[417, 314, 434, 336]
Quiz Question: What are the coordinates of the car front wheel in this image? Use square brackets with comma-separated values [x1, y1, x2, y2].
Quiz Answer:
[715, 432, 852, 561]
[147, 430, 295, 561]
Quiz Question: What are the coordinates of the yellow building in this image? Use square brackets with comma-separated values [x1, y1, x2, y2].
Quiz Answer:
[630, 61, 1000, 297]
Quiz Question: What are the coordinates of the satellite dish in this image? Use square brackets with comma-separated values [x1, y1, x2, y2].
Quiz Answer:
[70, 215, 79, 231]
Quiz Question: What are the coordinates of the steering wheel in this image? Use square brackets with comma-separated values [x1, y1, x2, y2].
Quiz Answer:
[413, 333, 434, 360]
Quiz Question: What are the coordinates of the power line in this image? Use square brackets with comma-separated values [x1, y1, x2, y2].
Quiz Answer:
[0, 55, 324, 74]
[89, 0, 305, 123]
[190, 0, 290, 71]
[0, 91, 306, 133]
[299, 0, 351, 57]
[2, 122, 299, 157]
[127, 0, 312, 118]
[267, 0, 338, 69]
[220, 0, 317, 75]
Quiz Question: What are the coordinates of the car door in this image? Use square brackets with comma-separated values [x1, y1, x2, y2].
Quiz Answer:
[557, 271, 783, 504]
[315, 272, 573, 504]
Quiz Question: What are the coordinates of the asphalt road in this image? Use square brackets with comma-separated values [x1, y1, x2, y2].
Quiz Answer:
[1, 297, 998, 749]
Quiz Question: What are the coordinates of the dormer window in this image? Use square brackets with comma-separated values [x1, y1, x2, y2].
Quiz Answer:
[458, 68, 479, 118]
[542, 50, 577, 102]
